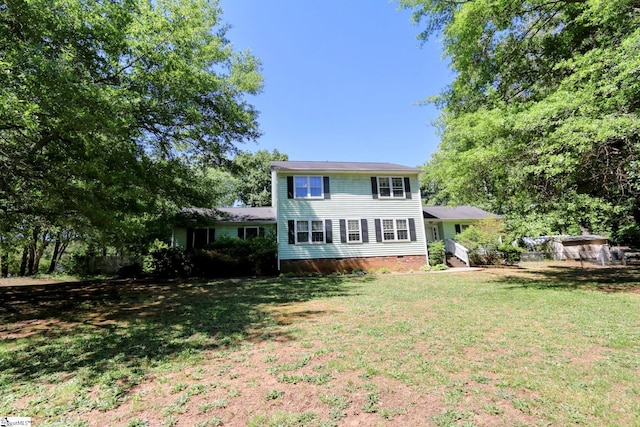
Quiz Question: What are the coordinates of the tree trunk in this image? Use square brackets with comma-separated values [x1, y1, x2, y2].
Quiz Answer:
[1, 252, 8, 277]
[19, 246, 28, 276]
[47, 238, 62, 274]
[27, 241, 35, 276]
[33, 229, 48, 274]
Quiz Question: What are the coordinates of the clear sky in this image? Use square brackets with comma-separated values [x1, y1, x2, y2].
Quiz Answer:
[219, 0, 453, 168]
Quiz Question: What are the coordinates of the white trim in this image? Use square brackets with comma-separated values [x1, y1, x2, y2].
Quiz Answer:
[295, 219, 326, 244]
[381, 218, 410, 242]
[377, 176, 406, 198]
[346, 218, 362, 243]
[294, 175, 324, 199]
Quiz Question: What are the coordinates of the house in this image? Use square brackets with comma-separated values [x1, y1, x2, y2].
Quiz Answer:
[173, 162, 500, 273]
[270, 161, 429, 273]
[172, 207, 276, 250]
[423, 205, 500, 242]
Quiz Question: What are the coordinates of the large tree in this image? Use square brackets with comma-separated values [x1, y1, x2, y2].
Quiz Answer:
[0, 0, 263, 272]
[403, 0, 640, 238]
[231, 149, 288, 207]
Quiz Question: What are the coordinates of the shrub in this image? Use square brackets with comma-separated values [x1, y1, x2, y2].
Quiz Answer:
[427, 240, 446, 267]
[151, 236, 278, 278]
[498, 243, 523, 265]
[150, 247, 193, 277]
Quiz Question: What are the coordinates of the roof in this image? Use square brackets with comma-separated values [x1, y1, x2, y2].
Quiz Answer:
[553, 235, 608, 243]
[178, 207, 276, 223]
[422, 205, 499, 220]
[270, 160, 419, 173]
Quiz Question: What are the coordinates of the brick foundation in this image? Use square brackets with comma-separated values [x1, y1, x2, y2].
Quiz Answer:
[280, 255, 427, 274]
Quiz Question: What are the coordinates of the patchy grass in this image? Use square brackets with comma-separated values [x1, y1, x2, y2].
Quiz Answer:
[1, 263, 639, 426]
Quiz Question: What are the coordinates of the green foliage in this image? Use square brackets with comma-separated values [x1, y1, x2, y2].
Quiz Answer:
[151, 236, 277, 278]
[0, 0, 263, 264]
[456, 218, 504, 252]
[427, 240, 446, 266]
[404, 0, 640, 237]
[151, 247, 194, 278]
[231, 149, 288, 207]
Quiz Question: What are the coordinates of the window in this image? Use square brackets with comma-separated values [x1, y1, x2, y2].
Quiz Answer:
[187, 228, 215, 249]
[295, 176, 323, 198]
[294, 220, 327, 243]
[372, 176, 411, 199]
[347, 219, 361, 242]
[238, 226, 261, 240]
[454, 224, 470, 234]
[380, 219, 410, 242]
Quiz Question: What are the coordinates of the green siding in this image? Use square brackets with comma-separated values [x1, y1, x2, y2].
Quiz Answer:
[441, 220, 477, 241]
[276, 173, 427, 262]
[173, 227, 188, 249]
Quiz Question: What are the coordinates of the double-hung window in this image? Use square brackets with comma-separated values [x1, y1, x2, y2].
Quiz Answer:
[295, 176, 323, 198]
[347, 219, 361, 243]
[376, 177, 407, 198]
[382, 219, 410, 242]
[296, 220, 325, 243]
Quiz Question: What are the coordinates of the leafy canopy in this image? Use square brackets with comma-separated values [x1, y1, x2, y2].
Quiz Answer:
[0, 0, 263, 253]
[402, 0, 640, 239]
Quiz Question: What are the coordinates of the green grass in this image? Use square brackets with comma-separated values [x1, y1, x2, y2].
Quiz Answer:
[1, 264, 639, 425]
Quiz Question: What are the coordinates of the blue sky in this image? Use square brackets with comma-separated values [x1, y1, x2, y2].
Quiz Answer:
[219, 0, 453, 168]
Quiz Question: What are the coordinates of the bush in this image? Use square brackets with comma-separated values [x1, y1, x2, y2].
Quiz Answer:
[498, 244, 523, 265]
[427, 240, 446, 266]
[150, 247, 193, 277]
[151, 236, 278, 278]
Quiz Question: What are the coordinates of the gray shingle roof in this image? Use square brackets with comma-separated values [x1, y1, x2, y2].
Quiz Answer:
[179, 207, 276, 223]
[422, 205, 499, 220]
[271, 161, 419, 173]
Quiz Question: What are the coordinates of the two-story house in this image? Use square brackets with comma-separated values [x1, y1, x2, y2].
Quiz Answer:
[271, 161, 429, 273]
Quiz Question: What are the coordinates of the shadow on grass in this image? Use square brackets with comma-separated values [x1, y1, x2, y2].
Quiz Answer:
[0, 275, 368, 388]
[493, 264, 640, 293]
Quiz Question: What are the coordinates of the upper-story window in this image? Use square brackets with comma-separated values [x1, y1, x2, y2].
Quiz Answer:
[288, 176, 330, 199]
[371, 177, 412, 199]
[295, 176, 323, 198]
[379, 177, 404, 198]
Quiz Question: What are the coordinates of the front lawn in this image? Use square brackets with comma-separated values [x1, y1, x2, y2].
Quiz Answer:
[1, 263, 639, 426]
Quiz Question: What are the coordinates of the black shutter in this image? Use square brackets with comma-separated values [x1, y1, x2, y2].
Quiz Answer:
[409, 218, 417, 241]
[187, 228, 194, 249]
[404, 177, 412, 199]
[455, 224, 461, 234]
[361, 219, 369, 243]
[259, 227, 265, 237]
[371, 177, 378, 199]
[208, 228, 215, 243]
[288, 220, 295, 244]
[287, 176, 294, 199]
[325, 220, 333, 244]
[323, 176, 331, 199]
[375, 219, 382, 242]
[238, 227, 244, 239]
[339, 219, 347, 243]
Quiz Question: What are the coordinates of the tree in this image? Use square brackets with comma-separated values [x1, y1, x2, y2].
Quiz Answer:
[0, 0, 264, 272]
[231, 149, 288, 207]
[403, 0, 640, 238]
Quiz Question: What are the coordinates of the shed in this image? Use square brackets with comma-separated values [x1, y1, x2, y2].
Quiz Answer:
[548, 235, 611, 263]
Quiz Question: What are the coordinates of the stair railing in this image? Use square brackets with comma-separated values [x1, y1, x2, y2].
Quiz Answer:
[445, 238, 470, 267]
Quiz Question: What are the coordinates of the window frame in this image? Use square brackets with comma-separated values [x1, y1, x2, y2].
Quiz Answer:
[377, 176, 406, 199]
[346, 218, 362, 243]
[295, 219, 326, 244]
[381, 218, 411, 242]
[243, 226, 259, 240]
[294, 175, 324, 199]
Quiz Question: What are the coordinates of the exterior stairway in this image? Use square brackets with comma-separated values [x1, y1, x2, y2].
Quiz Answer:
[446, 253, 468, 268]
